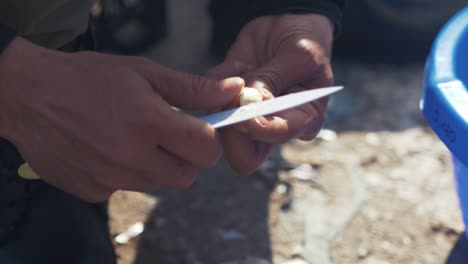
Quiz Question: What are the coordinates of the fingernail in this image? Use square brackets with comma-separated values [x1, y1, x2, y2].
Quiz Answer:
[251, 81, 267, 89]
[259, 87, 273, 99]
[220, 77, 244, 91]
[230, 77, 245, 86]
[255, 117, 267, 128]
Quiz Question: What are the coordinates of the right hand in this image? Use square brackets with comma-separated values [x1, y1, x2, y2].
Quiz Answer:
[0, 38, 244, 202]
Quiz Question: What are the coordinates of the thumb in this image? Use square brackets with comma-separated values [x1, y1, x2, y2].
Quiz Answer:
[146, 65, 245, 110]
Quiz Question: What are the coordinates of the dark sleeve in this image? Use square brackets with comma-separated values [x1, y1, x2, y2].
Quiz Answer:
[246, 0, 344, 35]
[0, 23, 16, 55]
[209, 0, 346, 55]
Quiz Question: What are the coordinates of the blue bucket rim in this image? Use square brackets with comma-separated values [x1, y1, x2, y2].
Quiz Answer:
[422, 7, 468, 167]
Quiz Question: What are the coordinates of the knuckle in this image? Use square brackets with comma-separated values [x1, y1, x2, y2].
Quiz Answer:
[273, 28, 302, 52]
[256, 69, 282, 95]
[187, 74, 209, 97]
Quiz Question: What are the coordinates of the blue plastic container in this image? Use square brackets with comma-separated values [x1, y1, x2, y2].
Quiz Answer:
[421, 7, 468, 234]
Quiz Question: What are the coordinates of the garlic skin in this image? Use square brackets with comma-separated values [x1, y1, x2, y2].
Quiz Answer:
[239, 87, 263, 106]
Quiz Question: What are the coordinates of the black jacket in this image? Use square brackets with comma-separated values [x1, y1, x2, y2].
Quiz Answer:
[210, 0, 345, 55]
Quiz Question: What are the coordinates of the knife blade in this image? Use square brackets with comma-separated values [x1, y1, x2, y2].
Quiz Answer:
[201, 86, 343, 129]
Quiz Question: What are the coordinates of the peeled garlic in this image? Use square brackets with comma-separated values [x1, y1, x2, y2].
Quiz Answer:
[239, 87, 263, 106]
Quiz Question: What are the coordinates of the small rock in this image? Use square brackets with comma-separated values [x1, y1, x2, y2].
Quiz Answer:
[430, 219, 463, 236]
[365, 173, 382, 187]
[282, 259, 309, 264]
[316, 129, 337, 141]
[290, 244, 304, 258]
[357, 247, 369, 259]
[276, 184, 288, 195]
[402, 236, 412, 245]
[289, 164, 317, 181]
[365, 133, 381, 146]
[379, 241, 398, 255]
[360, 155, 378, 166]
[363, 208, 380, 221]
[114, 221, 145, 245]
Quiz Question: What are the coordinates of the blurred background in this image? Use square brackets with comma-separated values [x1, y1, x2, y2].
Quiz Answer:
[91, 1, 468, 263]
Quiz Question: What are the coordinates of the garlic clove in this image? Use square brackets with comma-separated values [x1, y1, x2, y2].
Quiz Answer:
[239, 87, 263, 106]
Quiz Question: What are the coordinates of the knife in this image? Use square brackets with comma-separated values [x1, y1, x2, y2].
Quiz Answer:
[17, 85, 343, 180]
[202, 85, 343, 128]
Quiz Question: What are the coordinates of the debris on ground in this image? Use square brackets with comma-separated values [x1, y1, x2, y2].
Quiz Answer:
[115, 222, 145, 245]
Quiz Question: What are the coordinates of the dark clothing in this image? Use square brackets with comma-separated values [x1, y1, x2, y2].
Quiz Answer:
[0, 180, 116, 264]
[210, 0, 345, 56]
[211, 0, 345, 35]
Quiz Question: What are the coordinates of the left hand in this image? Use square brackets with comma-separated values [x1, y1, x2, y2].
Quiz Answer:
[208, 14, 335, 174]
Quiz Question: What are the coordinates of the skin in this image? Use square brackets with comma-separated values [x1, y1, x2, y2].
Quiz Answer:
[208, 14, 335, 175]
[0, 37, 244, 202]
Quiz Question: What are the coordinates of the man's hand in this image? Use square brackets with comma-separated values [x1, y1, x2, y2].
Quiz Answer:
[0, 38, 244, 202]
[208, 14, 335, 175]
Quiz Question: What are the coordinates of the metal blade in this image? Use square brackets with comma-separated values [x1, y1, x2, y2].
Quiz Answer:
[201, 86, 343, 129]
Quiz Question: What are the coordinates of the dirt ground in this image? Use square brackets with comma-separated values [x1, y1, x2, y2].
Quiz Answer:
[107, 1, 465, 263]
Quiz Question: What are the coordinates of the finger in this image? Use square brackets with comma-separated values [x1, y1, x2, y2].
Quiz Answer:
[91, 147, 198, 193]
[80, 53, 245, 112]
[220, 128, 274, 175]
[139, 147, 198, 189]
[154, 102, 223, 168]
[136, 60, 244, 110]
[205, 59, 256, 112]
[242, 41, 330, 95]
